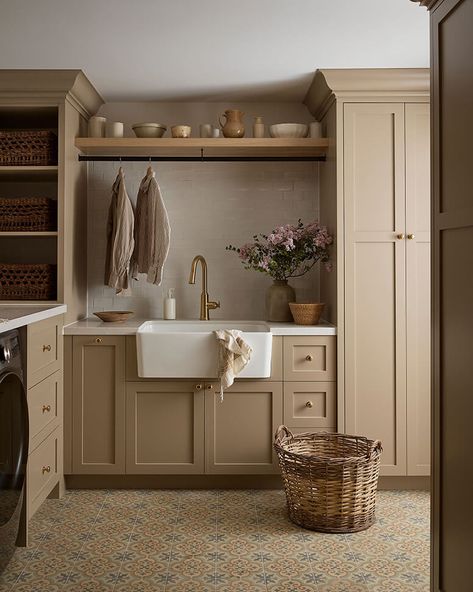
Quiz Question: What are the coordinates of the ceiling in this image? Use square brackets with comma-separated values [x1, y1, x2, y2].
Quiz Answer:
[0, 0, 429, 102]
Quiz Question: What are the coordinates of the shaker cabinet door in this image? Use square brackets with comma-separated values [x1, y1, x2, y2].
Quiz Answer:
[405, 103, 431, 476]
[72, 336, 126, 474]
[126, 382, 205, 474]
[343, 103, 407, 476]
[205, 381, 282, 474]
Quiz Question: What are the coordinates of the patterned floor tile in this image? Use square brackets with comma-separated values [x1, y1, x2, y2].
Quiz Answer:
[0, 489, 430, 591]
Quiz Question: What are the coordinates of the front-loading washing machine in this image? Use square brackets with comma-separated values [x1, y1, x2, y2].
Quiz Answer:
[0, 329, 28, 573]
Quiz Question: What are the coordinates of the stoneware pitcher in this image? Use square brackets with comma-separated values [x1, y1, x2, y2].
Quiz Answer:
[219, 109, 245, 138]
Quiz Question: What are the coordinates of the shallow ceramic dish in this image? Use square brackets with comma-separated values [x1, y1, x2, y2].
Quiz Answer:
[132, 123, 167, 138]
[93, 311, 134, 323]
[269, 123, 309, 138]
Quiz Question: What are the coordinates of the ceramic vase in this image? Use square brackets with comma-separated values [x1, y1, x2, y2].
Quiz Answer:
[265, 280, 295, 322]
[219, 109, 245, 138]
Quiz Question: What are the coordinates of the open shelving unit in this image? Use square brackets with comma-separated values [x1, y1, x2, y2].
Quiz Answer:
[75, 137, 329, 161]
[0, 105, 59, 303]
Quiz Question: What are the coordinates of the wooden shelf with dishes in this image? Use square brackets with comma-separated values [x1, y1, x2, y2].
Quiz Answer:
[75, 137, 329, 159]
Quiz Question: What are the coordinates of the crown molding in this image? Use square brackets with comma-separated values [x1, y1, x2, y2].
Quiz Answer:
[0, 69, 103, 117]
[304, 68, 430, 120]
[409, 0, 438, 8]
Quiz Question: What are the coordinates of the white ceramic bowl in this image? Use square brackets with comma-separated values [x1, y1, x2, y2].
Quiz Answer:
[269, 123, 309, 138]
[132, 123, 167, 138]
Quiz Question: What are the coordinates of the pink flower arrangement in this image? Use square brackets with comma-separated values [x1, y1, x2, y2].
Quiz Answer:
[227, 220, 333, 280]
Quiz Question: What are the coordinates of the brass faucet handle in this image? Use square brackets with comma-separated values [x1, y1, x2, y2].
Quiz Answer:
[207, 300, 220, 310]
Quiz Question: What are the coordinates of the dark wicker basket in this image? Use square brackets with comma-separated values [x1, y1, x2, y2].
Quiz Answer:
[0, 130, 57, 166]
[0, 263, 56, 300]
[0, 197, 57, 232]
[274, 426, 382, 533]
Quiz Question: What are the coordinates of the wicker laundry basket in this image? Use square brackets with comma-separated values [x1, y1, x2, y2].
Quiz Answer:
[274, 426, 382, 533]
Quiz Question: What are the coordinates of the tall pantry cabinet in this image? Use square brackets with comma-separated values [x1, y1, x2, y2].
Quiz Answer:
[305, 69, 430, 477]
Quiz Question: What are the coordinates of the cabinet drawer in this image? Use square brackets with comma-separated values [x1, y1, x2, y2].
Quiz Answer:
[28, 371, 62, 449]
[27, 316, 63, 388]
[283, 336, 336, 381]
[27, 426, 61, 518]
[284, 382, 336, 428]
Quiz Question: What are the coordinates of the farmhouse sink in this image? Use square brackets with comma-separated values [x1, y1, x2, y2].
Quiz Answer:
[136, 320, 272, 378]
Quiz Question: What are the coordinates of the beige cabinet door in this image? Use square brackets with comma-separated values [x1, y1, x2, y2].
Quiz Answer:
[405, 103, 431, 476]
[205, 381, 282, 474]
[344, 103, 407, 476]
[126, 382, 205, 474]
[72, 336, 126, 474]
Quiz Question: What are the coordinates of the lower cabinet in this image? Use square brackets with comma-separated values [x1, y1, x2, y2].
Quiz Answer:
[126, 382, 204, 474]
[205, 382, 283, 474]
[67, 335, 334, 477]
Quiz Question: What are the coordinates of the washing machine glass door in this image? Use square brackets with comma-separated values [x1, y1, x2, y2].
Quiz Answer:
[0, 371, 28, 568]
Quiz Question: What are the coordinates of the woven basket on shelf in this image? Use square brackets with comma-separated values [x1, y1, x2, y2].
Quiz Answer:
[289, 302, 325, 325]
[0, 197, 57, 232]
[274, 426, 382, 533]
[0, 263, 56, 300]
[0, 130, 57, 166]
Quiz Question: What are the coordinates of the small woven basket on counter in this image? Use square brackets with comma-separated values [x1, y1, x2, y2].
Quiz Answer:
[0, 263, 56, 301]
[289, 302, 325, 325]
[0, 130, 57, 166]
[274, 426, 382, 533]
[0, 197, 57, 232]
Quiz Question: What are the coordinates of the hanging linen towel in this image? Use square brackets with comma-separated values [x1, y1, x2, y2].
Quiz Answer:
[215, 329, 252, 402]
[104, 167, 135, 294]
[131, 167, 170, 286]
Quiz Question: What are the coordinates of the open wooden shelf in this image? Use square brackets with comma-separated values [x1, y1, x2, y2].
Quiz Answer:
[0, 166, 58, 181]
[75, 137, 328, 159]
[0, 231, 58, 237]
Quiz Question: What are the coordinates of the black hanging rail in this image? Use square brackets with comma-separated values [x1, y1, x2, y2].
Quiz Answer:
[78, 155, 325, 162]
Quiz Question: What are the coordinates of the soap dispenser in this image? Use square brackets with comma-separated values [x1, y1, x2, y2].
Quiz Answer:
[163, 288, 176, 320]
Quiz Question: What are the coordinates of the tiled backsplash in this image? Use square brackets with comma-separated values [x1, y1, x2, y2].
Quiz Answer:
[87, 161, 320, 320]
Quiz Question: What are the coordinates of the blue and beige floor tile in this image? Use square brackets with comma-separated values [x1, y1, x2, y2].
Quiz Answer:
[0, 489, 430, 591]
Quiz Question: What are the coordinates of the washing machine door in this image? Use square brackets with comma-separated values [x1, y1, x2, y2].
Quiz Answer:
[0, 372, 28, 573]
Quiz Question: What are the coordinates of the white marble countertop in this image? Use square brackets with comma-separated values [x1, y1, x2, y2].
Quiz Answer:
[63, 317, 336, 336]
[0, 304, 67, 333]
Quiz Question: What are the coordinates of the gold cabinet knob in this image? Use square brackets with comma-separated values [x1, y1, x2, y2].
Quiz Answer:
[305, 401, 313, 408]
[396, 233, 405, 240]
[42, 465, 51, 475]
[407, 234, 415, 240]
[42, 404, 51, 413]
[195, 384, 203, 391]
[305, 354, 313, 362]
[42, 344, 51, 352]
[206, 384, 214, 390]
[95, 338, 102, 344]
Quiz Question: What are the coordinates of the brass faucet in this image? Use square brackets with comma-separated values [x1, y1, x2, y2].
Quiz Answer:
[188, 255, 220, 320]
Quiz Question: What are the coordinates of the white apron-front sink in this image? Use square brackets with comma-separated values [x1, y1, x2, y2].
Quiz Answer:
[136, 320, 272, 378]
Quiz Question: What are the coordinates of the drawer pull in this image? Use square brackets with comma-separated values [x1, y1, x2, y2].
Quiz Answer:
[305, 401, 313, 408]
[305, 354, 313, 362]
[42, 465, 51, 475]
[195, 384, 203, 391]
[206, 384, 214, 390]
[95, 338, 103, 344]
[42, 404, 51, 413]
[42, 344, 51, 352]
